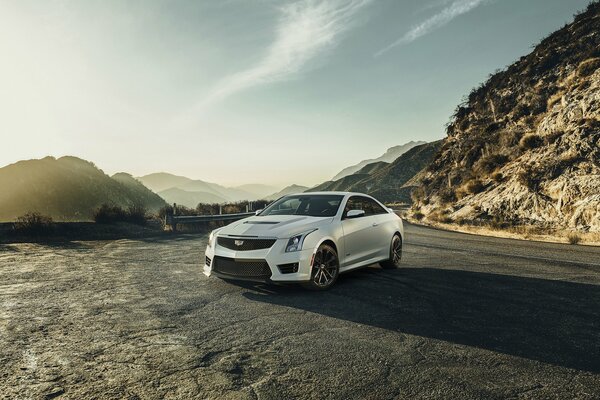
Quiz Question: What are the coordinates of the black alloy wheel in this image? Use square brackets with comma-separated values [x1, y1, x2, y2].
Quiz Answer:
[303, 244, 339, 290]
[381, 234, 402, 269]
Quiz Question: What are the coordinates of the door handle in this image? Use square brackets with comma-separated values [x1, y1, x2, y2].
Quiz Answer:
[372, 222, 378, 227]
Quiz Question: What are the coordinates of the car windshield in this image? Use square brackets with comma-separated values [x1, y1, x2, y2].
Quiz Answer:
[260, 195, 344, 217]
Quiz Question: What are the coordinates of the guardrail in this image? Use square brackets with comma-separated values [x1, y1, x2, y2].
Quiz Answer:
[165, 209, 255, 232]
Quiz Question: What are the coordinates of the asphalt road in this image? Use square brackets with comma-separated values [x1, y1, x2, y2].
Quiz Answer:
[1, 223, 599, 399]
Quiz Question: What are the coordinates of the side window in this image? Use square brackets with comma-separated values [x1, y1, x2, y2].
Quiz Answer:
[360, 197, 387, 216]
[343, 196, 364, 218]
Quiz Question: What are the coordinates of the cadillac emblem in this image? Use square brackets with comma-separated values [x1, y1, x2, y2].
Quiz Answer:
[234, 240, 244, 246]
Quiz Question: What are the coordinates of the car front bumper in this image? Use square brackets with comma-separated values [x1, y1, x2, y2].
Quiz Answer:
[204, 237, 314, 282]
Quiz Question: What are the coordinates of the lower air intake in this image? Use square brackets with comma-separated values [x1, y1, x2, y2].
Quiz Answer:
[212, 256, 272, 279]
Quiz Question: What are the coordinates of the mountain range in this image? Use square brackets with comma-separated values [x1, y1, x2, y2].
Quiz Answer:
[0, 157, 165, 222]
[265, 184, 310, 200]
[331, 141, 426, 180]
[308, 141, 441, 203]
[136, 173, 280, 208]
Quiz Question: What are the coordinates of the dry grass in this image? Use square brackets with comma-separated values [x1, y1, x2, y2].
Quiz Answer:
[405, 215, 600, 246]
[567, 232, 582, 245]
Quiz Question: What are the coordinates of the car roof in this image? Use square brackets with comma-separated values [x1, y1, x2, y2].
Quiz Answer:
[284, 191, 370, 197]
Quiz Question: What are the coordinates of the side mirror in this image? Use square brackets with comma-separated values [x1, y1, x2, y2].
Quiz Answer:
[346, 209, 365, 219]
[255, 209, 263, 215]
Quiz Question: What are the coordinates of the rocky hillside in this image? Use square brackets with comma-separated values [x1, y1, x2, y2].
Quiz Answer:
[414, 2, 600, 232]
[0, 157, 166, 221]
[309, 141, 441, 203]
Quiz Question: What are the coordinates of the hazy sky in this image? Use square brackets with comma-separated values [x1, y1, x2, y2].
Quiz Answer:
[0, 0, 592, 187]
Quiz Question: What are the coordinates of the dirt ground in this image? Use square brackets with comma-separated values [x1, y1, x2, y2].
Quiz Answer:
[1, 224, 599, 399]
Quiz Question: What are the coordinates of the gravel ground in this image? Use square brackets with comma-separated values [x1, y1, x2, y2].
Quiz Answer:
[1, 223, 599, 399]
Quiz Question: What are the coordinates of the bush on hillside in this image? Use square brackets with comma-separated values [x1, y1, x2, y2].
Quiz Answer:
[94, 204, 147, 225]
[475, 153, 509, 174]
[577, 57, 600, 77]
[412, 211, 425, 221]
[13, 212, 54, 236]
[567, 232, 582, 245]
[465, 179, 485, 195]
[519, 134, 544, 150]
[127, 205, 147, 225]
[438, 188, 457, 204]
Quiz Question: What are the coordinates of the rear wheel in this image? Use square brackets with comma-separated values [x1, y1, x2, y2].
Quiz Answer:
[380, 234, 402, 269]
[303, 244, 339, 290]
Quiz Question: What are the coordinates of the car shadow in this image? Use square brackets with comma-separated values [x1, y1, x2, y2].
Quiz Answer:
[241, 266, 600, 372]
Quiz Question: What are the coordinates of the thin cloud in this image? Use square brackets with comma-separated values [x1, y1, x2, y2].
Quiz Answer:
[197, 0, 371, 110]
[375, 0, 488, 57]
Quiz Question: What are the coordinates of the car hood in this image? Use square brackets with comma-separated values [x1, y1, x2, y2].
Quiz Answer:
[217, 215, 333, 239]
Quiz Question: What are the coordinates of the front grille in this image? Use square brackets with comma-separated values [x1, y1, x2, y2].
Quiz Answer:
[205, 256, 212, 267]
[217, 237, 277, 251]
[278, 263, 299, 274]
[212, 256, 272, 279]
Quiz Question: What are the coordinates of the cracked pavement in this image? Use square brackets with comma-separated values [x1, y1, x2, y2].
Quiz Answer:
[1, 223, 600, 399]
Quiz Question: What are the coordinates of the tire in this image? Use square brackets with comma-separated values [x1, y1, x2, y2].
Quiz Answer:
[380, 234, 402, 269]
[302, 244, 340, 290]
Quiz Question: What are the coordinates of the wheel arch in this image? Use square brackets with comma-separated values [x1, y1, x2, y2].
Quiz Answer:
[319, 238, 338, 254]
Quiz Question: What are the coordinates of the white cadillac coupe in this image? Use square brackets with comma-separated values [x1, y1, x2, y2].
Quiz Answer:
[204, 192, 404, 290]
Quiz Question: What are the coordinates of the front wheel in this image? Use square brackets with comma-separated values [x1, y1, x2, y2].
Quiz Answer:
[380, 234, 402, 269]
[303, 244, 339, 290]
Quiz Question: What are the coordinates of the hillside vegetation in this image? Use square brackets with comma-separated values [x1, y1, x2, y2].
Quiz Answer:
[0, 157, 165, 222]
[413, 2, 600, 233]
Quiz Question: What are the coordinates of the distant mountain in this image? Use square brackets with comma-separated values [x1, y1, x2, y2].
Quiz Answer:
[110, 173, 168, 211]
[0, 156, 166, 222]
[355, 161, 389, 175]
[265, 184, 309, 200]
[233, 184, 280, 199]
[332, 141, 426, 180]
[157, 188, 226, 208]
[135, 172, 195, 193]
[308, 141, 442, 203]
[414, 2, 600, 232]
[137, 172, 273, 203]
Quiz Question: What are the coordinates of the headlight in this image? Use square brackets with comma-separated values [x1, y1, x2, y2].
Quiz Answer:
[285, 229, 317, 252]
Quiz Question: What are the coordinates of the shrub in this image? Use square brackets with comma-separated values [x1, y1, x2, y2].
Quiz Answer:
[475, 153, 509, 174]
[465, 179, 485, 195]
[517, 164, 545, 191]
[411, 187, 426, 204]
[196, 200, 271, 215]
[488, 216, 510, 230]
[512, 103, 530, 118]
[485, 121, 504, 133]
[545, 130, 563, 144]
[127, 205, 147, 225]
[13, 213, 54, 236]
[438, 188, 457, 204]
[519, 134, 544, 150]
[94, 204, 126, 224]
[567, 232, 582, 245]
[94, 204, 147, 225]
[499, 130, 523, 147]
[412, 211, 424, 221]
[577, 57, 600, 77]
[428, 209, 453, 224]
